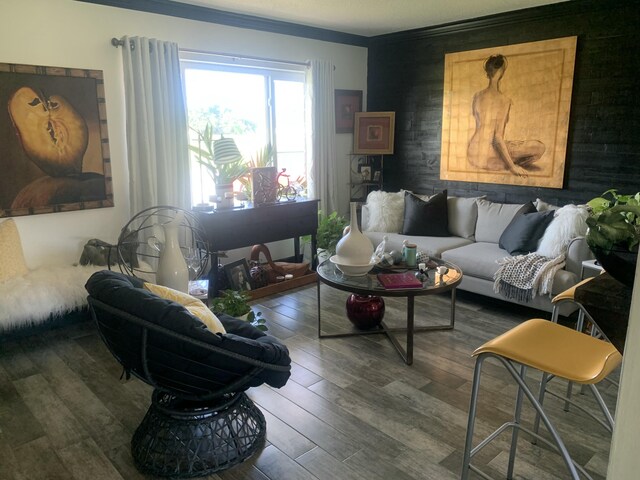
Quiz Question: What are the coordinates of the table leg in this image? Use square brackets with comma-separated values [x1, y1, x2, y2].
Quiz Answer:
[294, 237, 301, 263]
[407, 296, 415, 365]
[317, 285, 457, 365]
[207, 252, 219, 300]
[450, 287, 456, 328]
[317, 277, 322, 337]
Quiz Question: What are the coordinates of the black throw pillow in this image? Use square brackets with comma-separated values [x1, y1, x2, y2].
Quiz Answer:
[498, 210, 555, 255]
[402, 190, 449, 237]
[497, 201, 536, 250]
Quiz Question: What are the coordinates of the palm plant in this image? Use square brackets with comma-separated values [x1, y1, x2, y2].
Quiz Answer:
[189, 123, 248, 185]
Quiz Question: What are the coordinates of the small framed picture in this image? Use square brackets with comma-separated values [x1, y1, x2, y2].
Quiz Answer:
[251, 166, 278, 206]
[359, 165, 372, 182]
[354, 112, 395, 154]
[224, 259, 253, 291]
[373, 171, 381, 182]
[335, 89, 363, 133]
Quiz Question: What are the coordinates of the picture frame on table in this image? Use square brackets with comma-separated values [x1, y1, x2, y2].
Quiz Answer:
[373, 170, 381, 182]
[335, 89, 363, 133]
[354, 112, 395, 154]
[251, 166, 278, 206]
[224, 259, 253, 291]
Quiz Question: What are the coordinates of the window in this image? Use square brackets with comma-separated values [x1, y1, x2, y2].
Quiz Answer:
[181, 53, 307, 206]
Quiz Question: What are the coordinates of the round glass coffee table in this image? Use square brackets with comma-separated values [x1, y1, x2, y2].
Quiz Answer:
[316, 258, 463, 365]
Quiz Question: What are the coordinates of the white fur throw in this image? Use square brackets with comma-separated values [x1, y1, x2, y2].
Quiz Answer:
[0, 265, 103, 331]
[536, 204, 589, 258]
[364, 190, 405, 233]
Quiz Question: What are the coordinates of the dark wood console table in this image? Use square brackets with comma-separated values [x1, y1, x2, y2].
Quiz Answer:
[195, 199, 319, 298]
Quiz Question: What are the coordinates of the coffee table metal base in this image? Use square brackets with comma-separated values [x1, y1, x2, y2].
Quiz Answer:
[317, 286, 456, 365]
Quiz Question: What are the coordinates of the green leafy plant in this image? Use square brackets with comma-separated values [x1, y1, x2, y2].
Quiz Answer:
[189, 123, 248, 185]
[210, 289, 267, 331]
[316, 210, 348, 256]
[586, 189, 640, 253]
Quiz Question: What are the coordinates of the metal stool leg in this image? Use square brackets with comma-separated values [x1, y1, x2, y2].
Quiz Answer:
[500, 356, 582, 480]
[464, 353, 584, 480]
[461, 356, 486, 480]
[532, 371, 551, 444]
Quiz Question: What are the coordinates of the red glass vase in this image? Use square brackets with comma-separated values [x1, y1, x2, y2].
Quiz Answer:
[346, 294, 385, 330]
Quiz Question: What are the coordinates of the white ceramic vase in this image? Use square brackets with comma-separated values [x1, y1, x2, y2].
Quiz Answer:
[156, 210, 189, 292]
[335, 202, 374, 265]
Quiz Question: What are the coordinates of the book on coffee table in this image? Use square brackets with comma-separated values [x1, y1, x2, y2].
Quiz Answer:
[377, 272, 423, 289]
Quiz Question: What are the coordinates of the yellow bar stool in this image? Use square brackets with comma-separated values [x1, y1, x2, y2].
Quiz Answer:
[461, 319, 621, 480]
[532, 276, 618, 437]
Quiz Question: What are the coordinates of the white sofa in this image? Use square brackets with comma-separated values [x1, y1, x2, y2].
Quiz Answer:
[0, 218, 102, 333]
[361, 191, 593, 314]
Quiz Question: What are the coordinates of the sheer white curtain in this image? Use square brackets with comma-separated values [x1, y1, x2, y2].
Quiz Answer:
[306, 59, 338, 215]
[121, 36, 190, 215]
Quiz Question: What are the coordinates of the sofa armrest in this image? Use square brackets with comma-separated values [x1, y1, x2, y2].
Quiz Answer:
[361, 204, 370, 231]
[565, 236, 595, 277]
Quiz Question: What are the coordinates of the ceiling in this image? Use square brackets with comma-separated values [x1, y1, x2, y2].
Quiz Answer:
[173, 0, 568, 37]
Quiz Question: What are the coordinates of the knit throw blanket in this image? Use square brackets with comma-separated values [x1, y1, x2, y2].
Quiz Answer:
[493, 253, 565, 303]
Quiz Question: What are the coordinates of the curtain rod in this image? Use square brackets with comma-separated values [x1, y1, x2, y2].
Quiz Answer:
[111, 38, 311, 68]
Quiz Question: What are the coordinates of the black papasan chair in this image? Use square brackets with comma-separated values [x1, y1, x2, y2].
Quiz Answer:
[85, 270, 291, 478]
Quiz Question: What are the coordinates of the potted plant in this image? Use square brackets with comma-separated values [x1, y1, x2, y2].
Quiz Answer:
[586, 189, 640, 286]
[189, 123, 248, 206]
[315, 210, 348, 261]
[210, 289, 267, 331]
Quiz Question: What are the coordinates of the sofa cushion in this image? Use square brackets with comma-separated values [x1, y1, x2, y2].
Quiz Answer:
[537, 204, 589, 258]
[364, 232, 473, 258]
[475, 199, 533, 244]
[0, 219, 29, 283]
[364, 190, 405, 233]
[402, 190, 449, 237]
[441, 242, 511, 281]
[447, 196, 484, 239]
[499, 210, 555, 255]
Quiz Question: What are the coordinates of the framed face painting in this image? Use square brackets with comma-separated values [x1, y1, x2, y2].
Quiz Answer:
[224, 258, 253, 291]
[353, 112, 395, 154]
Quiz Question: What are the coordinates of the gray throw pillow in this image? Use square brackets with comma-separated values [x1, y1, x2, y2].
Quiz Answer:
[475, 199, 533, 244]
[499, 210, 555, 255]
[402, 190, 449, 237]
[447, 196, 485, 239]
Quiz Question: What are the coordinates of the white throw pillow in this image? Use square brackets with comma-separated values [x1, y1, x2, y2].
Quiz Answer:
[536, 204, 589, 258]
[364, 190, 405, 233]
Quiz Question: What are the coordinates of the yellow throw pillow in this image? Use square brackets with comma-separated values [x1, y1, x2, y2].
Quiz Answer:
[143, 282, 226, 334]
[0, 219, 29, 283]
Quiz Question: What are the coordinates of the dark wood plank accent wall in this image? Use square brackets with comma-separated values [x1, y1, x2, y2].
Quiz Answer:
[367, 0, 640, 206]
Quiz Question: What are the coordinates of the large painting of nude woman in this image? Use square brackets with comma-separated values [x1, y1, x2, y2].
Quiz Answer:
[440, 37, 577, 188]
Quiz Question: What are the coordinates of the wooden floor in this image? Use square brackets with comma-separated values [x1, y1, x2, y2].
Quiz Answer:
[0, 284, 618, 479]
